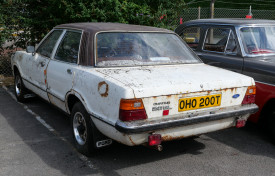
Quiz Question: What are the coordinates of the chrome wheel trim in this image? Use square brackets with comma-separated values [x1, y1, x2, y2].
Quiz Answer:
[15, 75, 21, 96]
[73, 112, 87, 146]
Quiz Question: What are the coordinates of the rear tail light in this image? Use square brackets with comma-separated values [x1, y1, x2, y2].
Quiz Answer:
[148, 134, 161, 146]
[242, 85, 256, 105]
[119, 98, 147, 121]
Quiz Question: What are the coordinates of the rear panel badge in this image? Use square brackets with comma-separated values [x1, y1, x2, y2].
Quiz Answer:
[232, 94, 240, 99]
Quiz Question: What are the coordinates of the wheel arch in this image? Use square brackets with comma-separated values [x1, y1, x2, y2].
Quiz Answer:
[66, 90, 88, 115]
[13, 65, 19, 75]
[259, 98, 275, 121]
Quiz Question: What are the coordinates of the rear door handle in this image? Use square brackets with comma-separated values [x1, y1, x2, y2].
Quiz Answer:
[67, 69, 72, 74]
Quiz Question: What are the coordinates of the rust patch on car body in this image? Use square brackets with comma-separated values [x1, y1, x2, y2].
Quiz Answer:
[162, 134, 185, 141]
[127, 135, 136, 145]
[48, 94, 56, 106]
[98, 81, 109, 97]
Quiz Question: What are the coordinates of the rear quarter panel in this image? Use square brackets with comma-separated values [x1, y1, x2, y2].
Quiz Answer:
[71, 66, 135, 125]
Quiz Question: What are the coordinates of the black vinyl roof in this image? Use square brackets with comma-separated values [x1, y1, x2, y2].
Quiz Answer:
[55, 22, 172, 33]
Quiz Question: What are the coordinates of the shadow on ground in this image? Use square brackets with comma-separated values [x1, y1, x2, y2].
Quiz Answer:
[1, 87, 206, 175]
[206, 122, 275, 160]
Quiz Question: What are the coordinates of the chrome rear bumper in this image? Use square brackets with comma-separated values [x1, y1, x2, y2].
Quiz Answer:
[115, 104, 258, 134]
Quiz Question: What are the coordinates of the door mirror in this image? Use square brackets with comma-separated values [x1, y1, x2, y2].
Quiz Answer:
[26, 46, 35, 53]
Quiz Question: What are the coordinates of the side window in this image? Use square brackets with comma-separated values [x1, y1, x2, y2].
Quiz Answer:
[180, 27, 201, 50]
[203, 28, 230, 52]
[36, 30, 63, 58]
[54, 31, 82, 64]
[225, 32, 237, 54]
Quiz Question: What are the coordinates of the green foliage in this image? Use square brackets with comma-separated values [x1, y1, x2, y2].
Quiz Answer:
[0, 0, 186, 50]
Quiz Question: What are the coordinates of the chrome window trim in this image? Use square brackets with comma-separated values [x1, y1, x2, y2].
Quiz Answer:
[51, 30, 66, 60]
[236, 25, 275, 57]
[51, 29, 83, 65]
[180, 26, 202, 50]
[255, 81, 275, 87]
[35, 29, 64, 59]
[224, 30, 238, 56]
[93, 31, 200, 67]
[224, 30, 231, 54]
[202, 27, 232, 54]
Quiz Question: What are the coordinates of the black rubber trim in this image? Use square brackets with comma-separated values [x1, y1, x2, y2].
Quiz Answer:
[115, 104, 258, 134]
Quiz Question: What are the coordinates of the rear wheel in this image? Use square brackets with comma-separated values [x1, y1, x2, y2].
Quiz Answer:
[14, 72, 27, 102]
[71, 102, 95, 156]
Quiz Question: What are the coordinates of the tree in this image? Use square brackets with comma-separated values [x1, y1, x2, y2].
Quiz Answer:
[0, 0, 186, 50]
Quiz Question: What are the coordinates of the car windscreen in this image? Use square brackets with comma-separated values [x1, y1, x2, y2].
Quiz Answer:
[95, 32, 201, 67]
[240, 26, 275, 55]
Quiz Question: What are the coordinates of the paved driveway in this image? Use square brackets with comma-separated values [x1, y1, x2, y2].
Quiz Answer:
[1, 86, 275, 176]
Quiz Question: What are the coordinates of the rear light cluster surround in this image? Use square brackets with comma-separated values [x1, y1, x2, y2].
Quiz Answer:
[119, 98, 148, 121]
[242, 85, 256, 105]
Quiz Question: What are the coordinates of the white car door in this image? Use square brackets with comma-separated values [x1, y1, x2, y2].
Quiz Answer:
[23, 30, 63, 101]
[46, 30, 82, 112]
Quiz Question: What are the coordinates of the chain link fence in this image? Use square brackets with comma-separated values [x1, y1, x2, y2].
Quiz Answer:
[2, 7, 275, 85]
[0, 45, 21, 86]
[0, 4, 23, 86]
[180, 7, 275, 24]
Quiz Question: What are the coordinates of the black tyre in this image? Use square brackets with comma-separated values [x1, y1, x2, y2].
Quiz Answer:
[71, 102, 95, 156]
[14, 72, 27, 102]
[267, 110, 275, 141]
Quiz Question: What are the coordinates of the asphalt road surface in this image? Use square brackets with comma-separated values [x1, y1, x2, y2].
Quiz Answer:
[1, 86, 275, 176]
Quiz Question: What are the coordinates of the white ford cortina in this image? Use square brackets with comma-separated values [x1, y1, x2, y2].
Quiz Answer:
[11, 23, 258, 156]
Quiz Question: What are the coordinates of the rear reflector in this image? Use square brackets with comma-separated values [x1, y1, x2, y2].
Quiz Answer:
[242, 86, 256, 105]
[148, 134, 161, 146]
[163, 110, 169, 116]
[236, 119, 246, 128]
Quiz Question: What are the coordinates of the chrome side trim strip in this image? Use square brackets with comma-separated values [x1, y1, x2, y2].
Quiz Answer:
[255, 81, 275, 87]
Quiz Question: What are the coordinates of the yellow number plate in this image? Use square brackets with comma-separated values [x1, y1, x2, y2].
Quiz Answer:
[178, 94, 222, 112]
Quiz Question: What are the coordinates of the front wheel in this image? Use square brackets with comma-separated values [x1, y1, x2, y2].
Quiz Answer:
[14, 72, 27, 102]
[71, 102, 95, 156]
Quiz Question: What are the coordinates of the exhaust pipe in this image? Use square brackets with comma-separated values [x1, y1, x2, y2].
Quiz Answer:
[144, 144, 163, 152]
[156, 144, 163, 152]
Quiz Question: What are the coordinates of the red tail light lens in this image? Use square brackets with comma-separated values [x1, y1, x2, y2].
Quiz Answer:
[242, 95, 256, 104]
[242, 86, 256, 105]
[119, 99, 147, 121]
[119, 109, 147, 121]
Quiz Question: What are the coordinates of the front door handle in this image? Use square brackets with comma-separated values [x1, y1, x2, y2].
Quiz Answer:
[67, 69, 72, 74]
